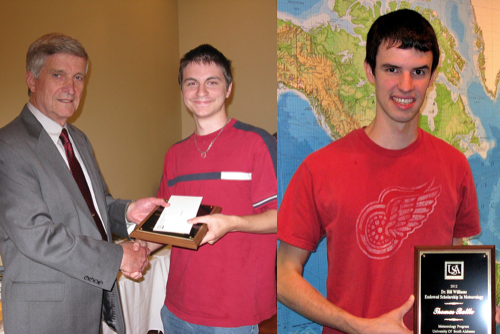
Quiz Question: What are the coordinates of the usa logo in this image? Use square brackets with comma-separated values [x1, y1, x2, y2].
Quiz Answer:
[445, 261, 464, 280]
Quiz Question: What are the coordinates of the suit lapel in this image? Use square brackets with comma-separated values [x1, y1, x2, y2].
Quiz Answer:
[20, 107, 107, 240]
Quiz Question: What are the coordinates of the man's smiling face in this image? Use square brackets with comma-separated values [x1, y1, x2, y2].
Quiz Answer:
[364, 41, 435, 129]
[181, 62, 232, 121]
[26, 53, 87, 126]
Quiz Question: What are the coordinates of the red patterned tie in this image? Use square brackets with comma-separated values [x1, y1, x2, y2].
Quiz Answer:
[60, 128, 108, 241]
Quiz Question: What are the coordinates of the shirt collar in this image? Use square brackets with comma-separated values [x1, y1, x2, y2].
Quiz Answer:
[27, 102, 67, 145]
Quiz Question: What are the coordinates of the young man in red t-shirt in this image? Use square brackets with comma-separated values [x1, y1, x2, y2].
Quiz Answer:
[149, 44, 277, 333]
[277, 9, 490, 334]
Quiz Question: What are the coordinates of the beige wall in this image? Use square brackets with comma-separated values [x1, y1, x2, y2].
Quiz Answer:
[0, 0, 180, 199]
[178, 0, 277, 137]
[0, 0, 276, 199]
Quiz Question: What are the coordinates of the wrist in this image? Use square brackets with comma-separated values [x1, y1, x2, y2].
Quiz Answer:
[229, 215, 244, 233]
[125, 200, 136, 223]
[331, 309, 364, 334]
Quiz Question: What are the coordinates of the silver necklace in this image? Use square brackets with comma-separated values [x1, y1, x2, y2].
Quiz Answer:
[194, 118, 230, 158]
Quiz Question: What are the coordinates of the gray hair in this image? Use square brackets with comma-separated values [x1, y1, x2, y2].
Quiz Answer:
[26, 33, 88, 79]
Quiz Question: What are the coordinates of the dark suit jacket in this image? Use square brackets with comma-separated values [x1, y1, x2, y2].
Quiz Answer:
[0, 105, 128, 334]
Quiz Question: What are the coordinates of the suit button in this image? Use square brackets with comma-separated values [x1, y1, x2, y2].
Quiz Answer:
[98, 281, 103, 286]
[84, 276, 89, 281]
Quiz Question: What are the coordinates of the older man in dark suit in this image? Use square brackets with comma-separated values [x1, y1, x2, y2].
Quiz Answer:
[0, 33, 165, 334]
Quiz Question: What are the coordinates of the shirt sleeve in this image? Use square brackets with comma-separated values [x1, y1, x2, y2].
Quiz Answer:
[278, 159, 325, 252]
[453, 163, 481, 238]
[156, 150, 172, 200]
[251, 135, 277, 213]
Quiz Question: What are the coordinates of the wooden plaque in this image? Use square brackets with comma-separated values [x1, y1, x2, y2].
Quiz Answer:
[414, 245, 495, 334]
[130, 204, 221, 250]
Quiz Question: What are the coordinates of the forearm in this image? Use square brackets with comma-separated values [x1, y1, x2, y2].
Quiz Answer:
[146, 241, 165, 252]
[231, 209, 277, 234]
[277, 240, 414, 334]
[187, 208, 276, 245]
[278, 261, 361, 333]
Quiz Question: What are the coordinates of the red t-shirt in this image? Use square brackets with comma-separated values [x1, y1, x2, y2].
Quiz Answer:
[158, 119, 277, 327]
[278, 128, 480, 333]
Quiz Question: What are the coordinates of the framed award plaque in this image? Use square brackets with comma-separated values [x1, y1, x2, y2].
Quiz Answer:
[414, 246, 495, 334]
[130, 204, 221, 250]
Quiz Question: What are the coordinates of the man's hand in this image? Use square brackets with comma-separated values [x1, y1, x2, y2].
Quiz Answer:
[188, 209, 276, 246]
[133, 239, 151, 256]
[126, 197, 168, 224]
[188, 214, 236, 245]
[352, 295, 414, 334]
[495, 306, 500, 324]
[120, 240, 150, 279]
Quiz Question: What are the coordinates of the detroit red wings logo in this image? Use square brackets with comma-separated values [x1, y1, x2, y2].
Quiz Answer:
[356, 181, 442, 259]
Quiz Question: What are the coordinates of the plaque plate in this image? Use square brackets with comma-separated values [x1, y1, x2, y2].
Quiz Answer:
[414, 246, 495, 334]
[130, 204, 221, 250]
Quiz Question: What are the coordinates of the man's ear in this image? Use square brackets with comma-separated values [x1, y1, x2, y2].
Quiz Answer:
[26, 71, 36, 94]
[364, 61, 375, 84]
[428, 70, 437, 88]
[225, 82, 233, 98]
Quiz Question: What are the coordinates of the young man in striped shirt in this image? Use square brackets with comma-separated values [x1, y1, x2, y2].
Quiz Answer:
[152, 44, 277, 333]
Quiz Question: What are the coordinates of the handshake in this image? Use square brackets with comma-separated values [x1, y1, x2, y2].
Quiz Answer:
[118, 197, 169, 279]
[120, 239, 152, 279]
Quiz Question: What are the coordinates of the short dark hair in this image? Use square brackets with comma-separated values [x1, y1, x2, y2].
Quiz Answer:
[365, 9, 440, 75]
[178, 44, 232, 90]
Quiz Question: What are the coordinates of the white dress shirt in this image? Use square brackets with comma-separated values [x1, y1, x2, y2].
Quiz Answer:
[27, 102, 107, 233]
